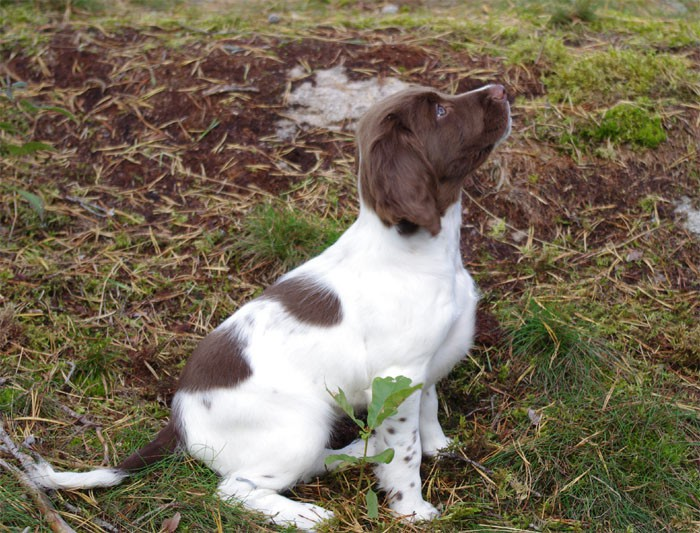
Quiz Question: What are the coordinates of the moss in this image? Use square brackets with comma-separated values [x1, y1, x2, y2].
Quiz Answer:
[592, 15, 700, 49]
[582, 102, 667, 148]
[544, 47, 697, 104]
[505, 35, 570, 68]
[548, 0, 598, 27]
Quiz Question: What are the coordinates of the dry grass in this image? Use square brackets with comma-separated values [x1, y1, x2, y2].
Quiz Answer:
[1, 0, 699, 531]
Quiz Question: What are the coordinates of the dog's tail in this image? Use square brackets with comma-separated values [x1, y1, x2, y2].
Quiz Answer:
[30, 422, 179, 490]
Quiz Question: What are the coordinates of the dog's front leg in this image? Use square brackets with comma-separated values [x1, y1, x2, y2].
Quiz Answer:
[374, 390, 439, 522]
[419, 383, 451, 456]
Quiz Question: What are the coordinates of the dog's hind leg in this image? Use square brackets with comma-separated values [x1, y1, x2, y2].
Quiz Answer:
[217, 475, 333, 530]
[188, 388, 335, 529]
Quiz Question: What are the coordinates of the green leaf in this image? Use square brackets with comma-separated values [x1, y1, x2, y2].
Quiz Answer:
[366, 376, 422, 429]
[5, 141, 54, 156]
[365, 447, 395, 465]
[324, 453, 359, 466]
[328, 386, 364, 429]
[366, 488, 379, 519]
[196, 118, 220, 142]
[16, 189, 45, 220]
[0, 121, 19, 134]
[41, 105, 78, 123]
[18, 99, 39, 113]
[16, 99, 77, 122]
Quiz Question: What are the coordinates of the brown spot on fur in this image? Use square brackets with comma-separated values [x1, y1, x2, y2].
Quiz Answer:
[177, 327, 252, 392]
[117, 422, 180, 472]
[263, 275, 342, 326]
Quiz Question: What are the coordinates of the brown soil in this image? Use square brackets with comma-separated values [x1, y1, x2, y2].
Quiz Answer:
[2, 24, 698, 396]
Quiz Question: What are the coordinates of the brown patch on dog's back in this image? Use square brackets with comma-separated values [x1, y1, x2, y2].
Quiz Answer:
[177, 327, 252, 392]
[263, 275, 343, 327]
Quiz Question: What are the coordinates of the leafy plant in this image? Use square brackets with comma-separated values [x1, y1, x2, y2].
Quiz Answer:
[0, 79, 73, 157]
[326, 376, 422, 519]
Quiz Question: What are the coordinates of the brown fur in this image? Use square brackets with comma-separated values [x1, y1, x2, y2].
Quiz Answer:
[177, 327, 252, 392]
[263, 275, 343, 326]
[358, 86, 509, 235]
[117, 422, 180, 472]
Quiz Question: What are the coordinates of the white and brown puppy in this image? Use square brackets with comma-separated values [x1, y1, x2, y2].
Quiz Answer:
[30, 84, 511, 529]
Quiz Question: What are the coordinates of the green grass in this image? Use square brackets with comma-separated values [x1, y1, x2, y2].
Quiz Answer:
[489, 391, 699, 530]
[469, 301, 700, 531]
[548, 0, 598, 27]
[509, 302, 612, 396]
[234, 202, 347, 271]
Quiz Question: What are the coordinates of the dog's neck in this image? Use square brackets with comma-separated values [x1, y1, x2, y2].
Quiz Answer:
[348, 198, 464, 269]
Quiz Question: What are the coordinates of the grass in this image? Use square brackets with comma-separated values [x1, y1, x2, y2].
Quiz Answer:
[234, 201, 347, 271]
[1, 0, 699, 531]
[544, 47, 698, 105]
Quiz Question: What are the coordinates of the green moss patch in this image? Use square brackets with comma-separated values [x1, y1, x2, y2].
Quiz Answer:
[545, 47, 697, 104]
[583, 102, 667, 148]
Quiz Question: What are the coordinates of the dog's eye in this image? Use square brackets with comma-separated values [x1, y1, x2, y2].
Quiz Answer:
[436, 104, 447, 118]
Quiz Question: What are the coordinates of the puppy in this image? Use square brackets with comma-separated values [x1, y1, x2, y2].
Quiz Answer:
[30, 84, 511, 529]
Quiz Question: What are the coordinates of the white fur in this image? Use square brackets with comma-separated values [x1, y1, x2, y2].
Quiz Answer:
[29, 462, 126, 489]
[172, 199, 478, 527]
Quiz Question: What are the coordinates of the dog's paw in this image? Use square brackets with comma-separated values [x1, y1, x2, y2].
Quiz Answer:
[391, 497, 439, 522]
[271, 502, 334, 531]
[421, 434, 452, 457]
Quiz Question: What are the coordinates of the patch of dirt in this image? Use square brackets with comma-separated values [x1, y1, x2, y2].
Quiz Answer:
[3, 24, 698, 397]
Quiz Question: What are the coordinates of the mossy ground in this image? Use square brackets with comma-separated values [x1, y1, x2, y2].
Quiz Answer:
[1, 1, 699, 531]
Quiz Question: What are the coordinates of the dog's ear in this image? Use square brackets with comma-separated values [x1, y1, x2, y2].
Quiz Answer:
[359, 113, 441, 236]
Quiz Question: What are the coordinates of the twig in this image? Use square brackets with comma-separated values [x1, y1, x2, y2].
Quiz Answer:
[132, 501, 178, 526]
[64, 195, 115, 218]
[439, 448, 543, 499]
[56, 402, 100, 429]
[438, 450, 495, 477]
[0, 458, 76, 533]
[0, 419, 76, 533]
[62, 502, 120, 533]
[0, 418, 35, 471]
[60, 361, 76, 390]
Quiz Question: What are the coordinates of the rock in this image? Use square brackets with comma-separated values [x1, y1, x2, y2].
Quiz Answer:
[382, 4, 399, 14]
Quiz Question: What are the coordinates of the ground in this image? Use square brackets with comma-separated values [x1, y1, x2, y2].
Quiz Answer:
[0, 1, 699, 532]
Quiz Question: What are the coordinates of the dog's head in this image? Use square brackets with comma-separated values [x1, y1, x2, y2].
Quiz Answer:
[357, 84, 511, 236]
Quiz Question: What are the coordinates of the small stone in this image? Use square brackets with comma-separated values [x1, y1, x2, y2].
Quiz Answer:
[528, 408, 542, 426]
[268, 13, 281, 24]
[625, 250, 643, 262]
[382, 4, 399, 14]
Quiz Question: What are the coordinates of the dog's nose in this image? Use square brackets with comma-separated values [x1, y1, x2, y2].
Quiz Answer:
[487, 84, 507, 101]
